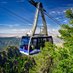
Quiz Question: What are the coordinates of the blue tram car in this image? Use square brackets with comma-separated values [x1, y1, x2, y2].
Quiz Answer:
[19, 36, 53, 55]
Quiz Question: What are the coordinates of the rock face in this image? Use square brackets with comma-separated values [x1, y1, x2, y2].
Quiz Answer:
[0, 37, 20, 51]
[53, 36, 63, 47]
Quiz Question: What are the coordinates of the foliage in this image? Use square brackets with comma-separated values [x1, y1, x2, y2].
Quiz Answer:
[0, 46, 35, 73]
[30, 42, 57, 73]
[30, 9, 73, 73]
[66, 9, 73, 19]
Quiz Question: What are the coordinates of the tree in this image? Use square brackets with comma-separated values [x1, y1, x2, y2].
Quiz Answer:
[30, 42, 57, 73]
[52, 9, 73, 73]
[30, 9, 73, 73]
[0, 46, 35, 73]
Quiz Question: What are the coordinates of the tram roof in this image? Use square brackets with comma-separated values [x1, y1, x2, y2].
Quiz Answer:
[22, 34, 52, 39]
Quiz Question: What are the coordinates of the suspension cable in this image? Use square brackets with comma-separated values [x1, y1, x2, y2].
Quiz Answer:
[44, 11, 61, 26]
[0, 6, 33, 24]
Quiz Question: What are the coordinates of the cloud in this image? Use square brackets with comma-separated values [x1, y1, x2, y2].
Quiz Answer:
[63, 20, 68, 23]
[49, 11, 56, 15]
[16, 0, 25, 3]
[0, 24, 32, 29]
[8, 24, 21, 28]
[0, 28, 31, 37]
[63, 10, 66, 13]
[0, 28, 30, 33]
[49, 10, 64, 17]
[51, 11, 56, 14]
[67, 4, 73, 7]
[49, 8, 68, 16]
[0, 1, 8, 4]
[0, 27, 60, 37]
[55, 17, 60, 20]
[57, 11, 62, 15]
[48, 28, 60, 36]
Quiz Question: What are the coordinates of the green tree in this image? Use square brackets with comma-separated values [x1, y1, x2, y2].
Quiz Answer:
[30, 9, 73, 73]
[0, 46, 35, 73]
[51, 9, 73, 73]
[30, 42, 57, 73]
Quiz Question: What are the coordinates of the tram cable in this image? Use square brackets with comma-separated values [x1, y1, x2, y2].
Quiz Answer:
[44, 11, 61, 26]
[0, 6, 33, 24]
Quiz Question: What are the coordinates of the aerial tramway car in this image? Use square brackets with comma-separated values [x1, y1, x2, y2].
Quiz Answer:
[20, 35, 53, 55]
[19, 0, 53, 55]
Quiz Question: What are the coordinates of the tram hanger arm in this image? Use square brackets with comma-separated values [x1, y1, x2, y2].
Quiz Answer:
[29, 0, 37, 7]
[28, 0, 46, 12]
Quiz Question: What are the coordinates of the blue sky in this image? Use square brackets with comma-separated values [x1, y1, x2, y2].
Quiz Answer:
[0, 0, 73, 37]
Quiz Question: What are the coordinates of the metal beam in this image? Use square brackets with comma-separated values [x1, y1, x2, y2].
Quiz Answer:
[31, 2, 40, 36]
[28, 2, 41, 55]
[29, 0, 37, 7]
[29, 0, 46, 12]
[40, 3, 48, 36]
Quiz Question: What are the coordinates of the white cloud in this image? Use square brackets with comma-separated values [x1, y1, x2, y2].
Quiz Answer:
[0, 1, 8, 4]
[0, 28, 31, 37]
[49, 11, 56, 15]
[51, 11, 56, 14]
[0, 24, 32, 29]
[48, 28, 60, 37]
[63, 10, 66, 13]
[0, 27, 60, 37]
[49, 10, 64, 16]
[57, 11, 62, 14]
[0, 24, 2, 25]
[63, 20, 68, 23]
[0, 28, 30, 33]
[55, 17, 60, 20]
[7, 24, 21, 28]
[16, 0, 25, 2]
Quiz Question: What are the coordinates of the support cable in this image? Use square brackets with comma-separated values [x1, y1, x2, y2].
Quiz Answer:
[0, 6, 33, 24]
[44, 11, 61, 26]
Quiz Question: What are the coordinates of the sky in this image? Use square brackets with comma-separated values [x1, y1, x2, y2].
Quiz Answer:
[0, 0, 73, 37]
